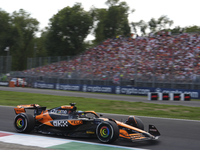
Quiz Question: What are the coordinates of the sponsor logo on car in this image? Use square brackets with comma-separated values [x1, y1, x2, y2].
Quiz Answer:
[50, 109, 68, 114]
[53, 120, 68, 127]
[149, 129, 157, 132]
[68, 120, 83, 126]
[86, 131, 95, 134]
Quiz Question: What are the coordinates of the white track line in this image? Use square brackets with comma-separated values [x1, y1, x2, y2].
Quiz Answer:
[0, 131, 149, 150]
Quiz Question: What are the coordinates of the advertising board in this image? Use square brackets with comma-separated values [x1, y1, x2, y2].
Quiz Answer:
[0, 82, 9, 86]
[33, 82, 200, 99]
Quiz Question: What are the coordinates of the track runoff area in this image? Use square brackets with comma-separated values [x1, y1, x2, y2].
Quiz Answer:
[0, 131, 147, 150]
[0, 87, 200, 149]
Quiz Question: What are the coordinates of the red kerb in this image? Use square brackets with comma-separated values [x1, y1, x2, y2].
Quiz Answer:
[0, 132, 13, 137]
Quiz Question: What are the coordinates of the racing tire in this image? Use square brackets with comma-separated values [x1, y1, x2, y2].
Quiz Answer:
[125, 116, 144, 130]
[96, 121, 119, 143]
[14, 113, 35, 133]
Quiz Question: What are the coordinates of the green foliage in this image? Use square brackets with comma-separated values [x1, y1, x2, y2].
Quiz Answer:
[10, 9, 39, 70]
[185, 25, 200, 33]
[0, 9, 39, 71]
[131, 15, 174, 35]
[157, 15, 173, 30]
[171, 26, 184, 34]
[105, 0, 120, 6]
[45, 3, 93, 56]
[34, 31, 48, 57]
[131, 20, 148, 35]
[93, 0, 131, 44]
[148, 18, 157, 33]
[148, 15, 173, 33]
[1, 2, 200, 71]
[121, 20, 131, 37]
[0, 9, 12, 55]
[92, 8, 107, 43]
[170, 25, 200, 34]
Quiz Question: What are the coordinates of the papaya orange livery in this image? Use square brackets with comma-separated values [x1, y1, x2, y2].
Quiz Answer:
[61, 105, 74, 109]
[13, 103, 160, 144]
[14, 108, 25, 114]
[68, 120, 83, 126]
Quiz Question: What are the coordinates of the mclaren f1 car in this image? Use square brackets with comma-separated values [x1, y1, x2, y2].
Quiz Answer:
[13, 103, 160, 143]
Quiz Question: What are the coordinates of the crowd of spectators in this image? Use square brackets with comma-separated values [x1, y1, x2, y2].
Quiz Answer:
[23, 32, 200, 83]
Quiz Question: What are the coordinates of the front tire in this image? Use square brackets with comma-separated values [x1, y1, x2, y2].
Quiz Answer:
[14, 113, 35, 133]
[96, 121, 119, 143]
[125, 116, 144, 130]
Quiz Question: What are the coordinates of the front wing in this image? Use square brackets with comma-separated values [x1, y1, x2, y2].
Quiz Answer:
[117, 121, 160, 142]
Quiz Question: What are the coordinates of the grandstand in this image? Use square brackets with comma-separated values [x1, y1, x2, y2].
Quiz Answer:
[11, 33, 200, 89]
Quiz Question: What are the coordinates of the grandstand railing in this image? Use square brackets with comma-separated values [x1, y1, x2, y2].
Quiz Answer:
[9, 33, 200, 90]
[0, 56, 12, 74]
[27, 56, 75, 70]
[8, 71, 200, 90]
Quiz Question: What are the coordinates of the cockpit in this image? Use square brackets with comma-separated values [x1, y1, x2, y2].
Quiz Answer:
[48, 103, 99, 120]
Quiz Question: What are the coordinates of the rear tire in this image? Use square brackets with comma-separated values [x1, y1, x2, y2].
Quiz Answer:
[96, 121, 119, 143]
[14, 113, 35, 133]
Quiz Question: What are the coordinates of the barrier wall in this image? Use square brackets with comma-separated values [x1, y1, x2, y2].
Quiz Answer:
[148, 92, 191, 101]
[0, 82, 9, 86]
[33, 82, 200, 99]
[9, 81, 15, 87]
[0, 81, 198, 99]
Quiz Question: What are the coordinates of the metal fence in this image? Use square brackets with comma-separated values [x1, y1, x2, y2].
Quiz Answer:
[7, 50, 200, 90]
[5, 32, 200, 91]
[27, 56, 74, 70]
[8, 71, 200, 90]
[0, 56, 12, 75]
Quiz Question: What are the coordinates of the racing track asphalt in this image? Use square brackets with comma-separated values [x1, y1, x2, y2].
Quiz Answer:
[0, 87, 200, 150]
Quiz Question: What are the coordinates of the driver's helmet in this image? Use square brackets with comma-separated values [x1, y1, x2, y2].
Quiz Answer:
[77, 111, 86, 118]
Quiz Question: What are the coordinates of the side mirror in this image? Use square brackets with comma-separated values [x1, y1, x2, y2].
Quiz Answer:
[99, 114, 103, 117]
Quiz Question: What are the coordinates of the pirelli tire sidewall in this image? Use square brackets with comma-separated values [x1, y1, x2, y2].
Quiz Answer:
[14, 113, 35, 133]
[96, 121, 119, 143]
[126, 116, 144, 130]
[135, 117, 144, 130]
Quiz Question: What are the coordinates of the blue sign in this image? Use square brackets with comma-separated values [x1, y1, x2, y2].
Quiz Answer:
[82, 85, 112, 93]
[55, 83, 80, 91]
[34, 82, 55, 89]
[33, 82, 200, 99]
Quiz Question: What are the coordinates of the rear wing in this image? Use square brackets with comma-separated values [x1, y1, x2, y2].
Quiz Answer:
[17, 104, 40, 108]
[14, 104, 45, 115]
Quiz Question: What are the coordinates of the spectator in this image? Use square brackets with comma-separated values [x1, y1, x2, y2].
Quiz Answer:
[22, 33, 200, 84]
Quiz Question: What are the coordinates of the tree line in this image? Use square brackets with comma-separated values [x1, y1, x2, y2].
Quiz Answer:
[0, 0, 200, 71]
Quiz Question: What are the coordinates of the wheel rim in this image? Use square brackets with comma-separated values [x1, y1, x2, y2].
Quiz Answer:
[16, 118, 24, 128]
[14, 115, 27, 132]
[97, 123, 113, 143]
[100, 126, 110, 138]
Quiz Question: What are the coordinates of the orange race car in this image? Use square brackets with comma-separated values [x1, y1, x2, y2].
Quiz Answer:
[13, 103, 160, 143]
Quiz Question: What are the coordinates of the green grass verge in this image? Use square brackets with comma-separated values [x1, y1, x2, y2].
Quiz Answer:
[1, 91, 200, 121]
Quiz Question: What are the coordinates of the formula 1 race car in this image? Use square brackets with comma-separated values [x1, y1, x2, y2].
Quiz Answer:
[13, 103, 160, 143]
